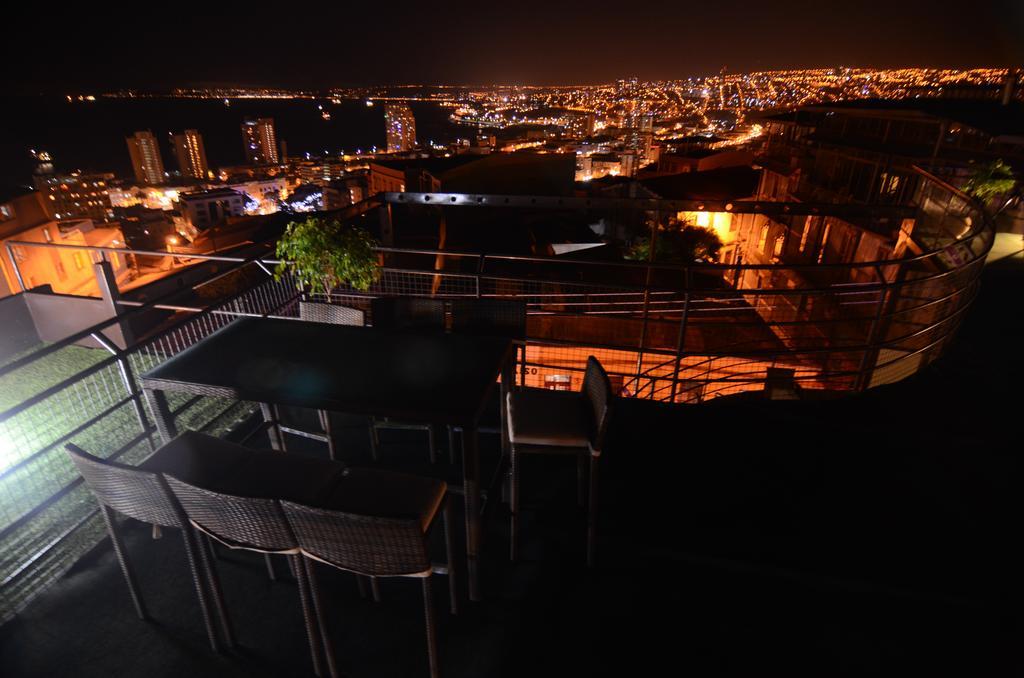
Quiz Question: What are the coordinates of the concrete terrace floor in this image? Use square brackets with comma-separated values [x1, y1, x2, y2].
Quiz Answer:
[2, 247, 1024, 677]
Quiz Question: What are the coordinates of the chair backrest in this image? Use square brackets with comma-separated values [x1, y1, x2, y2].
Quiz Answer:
[581, 356, 614, 452]
[281, 501, 430, 577]
[299, 300, 365, 326]
[371, 297, 446, 332]
[65, 444, 183, 528]
[164, 476, 298, 554]
[449, 299, 526, 340]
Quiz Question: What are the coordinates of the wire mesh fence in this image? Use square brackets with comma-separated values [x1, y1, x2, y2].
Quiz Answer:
[0, 266, 298, 622]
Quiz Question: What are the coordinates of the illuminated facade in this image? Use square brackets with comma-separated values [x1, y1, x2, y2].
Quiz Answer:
[624, 109, 654, 163]
[170, 129, 209, 179]
[241, 118, 279, 164]
[33, 172, 114, 222]
[0, 191, 128, 298]
[385, 103, 417, 153]
[180, 188, 246, 230]
[565, 112, 596, 139]
[125, 131, 165, 184]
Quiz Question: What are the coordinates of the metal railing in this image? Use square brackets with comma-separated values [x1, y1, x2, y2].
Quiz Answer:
[0, 173, 992, 623]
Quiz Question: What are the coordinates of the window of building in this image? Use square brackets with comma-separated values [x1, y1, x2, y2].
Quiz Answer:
[758, 223, 769, 252]
[772, 233, 785, 259]
[73, 252, 86, 270]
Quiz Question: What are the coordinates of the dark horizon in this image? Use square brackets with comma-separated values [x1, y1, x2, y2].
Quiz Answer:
[3, 0, 1023, 93]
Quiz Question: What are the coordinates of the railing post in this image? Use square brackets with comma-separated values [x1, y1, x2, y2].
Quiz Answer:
[91, 331, 156, 452]
[633, 210, 660, 392]
[855, 264, 893, 391]
[668, 267, 692, 403]
[475, 255, 484, 299]
[5, 241, 26, 292]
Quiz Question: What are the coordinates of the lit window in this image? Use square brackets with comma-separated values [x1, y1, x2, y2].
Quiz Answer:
[773, 234, 785, 258]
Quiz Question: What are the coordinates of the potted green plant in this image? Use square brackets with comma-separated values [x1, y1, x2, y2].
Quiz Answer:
[274, 217, 381, 302]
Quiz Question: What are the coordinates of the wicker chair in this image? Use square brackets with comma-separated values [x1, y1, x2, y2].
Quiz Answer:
[164, 476, 334, 678]
[299, 300, 366, 326]
[64, 435, 243, 652]
[371, 297, 446, 332]
[276, 301, 367, 460]
[449, 299, 526, 341]
[368, 297, 447, 463]
[447, 299, 527, 463]
[282, 468, 457, 678]
[506, 356, 613, 566]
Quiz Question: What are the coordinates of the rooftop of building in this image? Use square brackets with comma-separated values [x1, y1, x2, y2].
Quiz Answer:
[0, 184, 35, 205]
[639, 166, 761, 201]
[179, 188, 245, 202]
[806, 98, 1024, 138]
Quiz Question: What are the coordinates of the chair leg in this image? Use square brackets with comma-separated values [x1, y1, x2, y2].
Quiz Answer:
[587, 454, 600, 568]
[427, 425, 437, 464]
[304, 558, 339, 678]
[509, 445, 520, 561]
[197, 531, 236, 649]
[180, 527, 222, 653]
[100, 505, 148, 621]
[264, 553, 277, 581]
[356, 574, 369, 599]
[260, 403, 287, 452]
[292, 555, 325, 678]
[319, 409, 337, 462]
[422, 576, 440, 678]
[442, 497, 458, 615]
[448, 426, 459, 465]
[368, 420, 380, 462]
[370, 577, 382, 603]
[576, 453, 586, 507]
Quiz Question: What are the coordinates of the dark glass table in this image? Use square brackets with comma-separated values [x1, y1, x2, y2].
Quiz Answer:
[141, 316, 514, 601]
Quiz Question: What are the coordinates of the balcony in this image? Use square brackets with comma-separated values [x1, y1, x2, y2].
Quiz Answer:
[0, 179, 1007, 676]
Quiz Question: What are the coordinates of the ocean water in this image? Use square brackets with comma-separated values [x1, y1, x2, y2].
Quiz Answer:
[0, 96, 464, 188]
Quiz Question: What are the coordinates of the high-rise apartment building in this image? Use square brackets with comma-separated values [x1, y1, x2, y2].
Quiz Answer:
[170, 129, 209, 179]
[565, 112, 596, 139]
[126, 131, 165, 184]
[385, 104, 417, 153]
[241, 118, 279, 165]
[625, 110, 654, 163]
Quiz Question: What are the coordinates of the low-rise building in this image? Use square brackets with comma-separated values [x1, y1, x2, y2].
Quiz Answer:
[0, 189, 129, 297]
[179, 188, 246, 231]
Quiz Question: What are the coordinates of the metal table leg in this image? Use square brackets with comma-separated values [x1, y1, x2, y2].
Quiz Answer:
[260, 403, 287, 452]
[143, 388, 177, 444]
[461, 424, 481, 602]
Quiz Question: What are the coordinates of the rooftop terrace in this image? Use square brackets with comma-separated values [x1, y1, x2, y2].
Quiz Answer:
[0, 178, 1005, 676]
[2, 242, 1022, 676]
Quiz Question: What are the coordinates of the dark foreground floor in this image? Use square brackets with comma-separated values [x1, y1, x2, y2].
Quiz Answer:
[3, 250, 1024, 677]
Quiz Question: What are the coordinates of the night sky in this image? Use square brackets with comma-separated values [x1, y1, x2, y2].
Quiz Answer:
[3, 0, 1022, 91]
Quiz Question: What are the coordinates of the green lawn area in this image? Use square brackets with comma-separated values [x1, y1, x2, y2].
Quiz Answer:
[0, 344, 109, 413]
